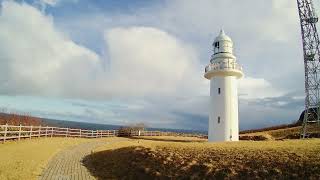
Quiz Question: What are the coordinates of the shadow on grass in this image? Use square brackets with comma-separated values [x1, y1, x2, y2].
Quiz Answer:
[82, 146, 218, 180]
[82, 145, 319, 180]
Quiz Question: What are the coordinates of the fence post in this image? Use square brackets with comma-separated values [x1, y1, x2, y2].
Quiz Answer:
[38, 126, 41, 138]
[30, 126, 33, 139]
[51, 127, 54, 138]
[3, 124, 8, 143]
[18, 124, 22, 141]
[79, 129, 82, 138]
[91, 130, 93, 138]
[45, 126, 48, 137]
[66, 128, 69, 137]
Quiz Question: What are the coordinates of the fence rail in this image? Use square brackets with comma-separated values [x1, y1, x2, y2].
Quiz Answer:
[121, 130, 163, 137]
[0, 124, 207, 143]
[0, 124, 119, 143]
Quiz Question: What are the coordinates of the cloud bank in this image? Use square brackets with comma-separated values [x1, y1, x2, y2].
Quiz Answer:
[0, 0, 306, 130]
[0, 1, 203, 99]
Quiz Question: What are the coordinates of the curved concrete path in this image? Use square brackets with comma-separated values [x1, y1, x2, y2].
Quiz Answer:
[39, 139, 111, 180]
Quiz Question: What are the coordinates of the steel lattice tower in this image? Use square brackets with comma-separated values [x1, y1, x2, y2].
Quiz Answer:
[297, 0, 320, 138]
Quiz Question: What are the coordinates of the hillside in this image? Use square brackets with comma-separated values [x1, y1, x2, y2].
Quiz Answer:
[239, 123, 300, 134]
[0, 112, 121, 130]
[84, 138, 320, 179]
[240, 124, 320, 140]
[0, 113, 42, 126]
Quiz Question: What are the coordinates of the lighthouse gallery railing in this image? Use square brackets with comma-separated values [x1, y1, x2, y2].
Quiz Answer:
[205, 62, 242, 73]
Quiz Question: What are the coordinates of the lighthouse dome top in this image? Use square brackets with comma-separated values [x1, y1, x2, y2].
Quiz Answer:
[212, 29, 233, 55]
[214, 29, 232, 42]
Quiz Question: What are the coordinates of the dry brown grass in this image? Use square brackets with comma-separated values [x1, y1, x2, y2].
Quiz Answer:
[240, 123, 299, 134]
[130, 136, 207, 142]
[241, 124, 320, 140]
[0, 137, 92, 180]
[0, 112, 42, 126]
[84, 138, 320, 179]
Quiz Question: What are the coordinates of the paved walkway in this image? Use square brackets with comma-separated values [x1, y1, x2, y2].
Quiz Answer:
[39, 140, 110, 180]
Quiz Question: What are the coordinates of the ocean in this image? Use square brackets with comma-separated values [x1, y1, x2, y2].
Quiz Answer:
[42, 118, 207, 135]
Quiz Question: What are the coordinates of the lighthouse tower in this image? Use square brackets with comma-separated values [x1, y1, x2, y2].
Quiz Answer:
[204, 30, 243, 142]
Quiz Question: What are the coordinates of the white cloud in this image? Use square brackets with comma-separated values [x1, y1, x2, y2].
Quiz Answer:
[55, 0, 304, 94]
[238, 77, 285, 99]
[39, 0, 59, 6]
[37, 0, 78, 7]
[103, 27, 202, 97]
[0, 1, 102, 97]
[0, 1, 204, 99]
[34, 0, 78, 12]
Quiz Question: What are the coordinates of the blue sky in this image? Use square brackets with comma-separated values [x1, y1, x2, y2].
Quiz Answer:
[0, 0, 312, 131]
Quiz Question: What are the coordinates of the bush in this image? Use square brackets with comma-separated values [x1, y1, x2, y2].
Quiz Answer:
[0, 110, 42, 126]
[118, 123, 145, 137]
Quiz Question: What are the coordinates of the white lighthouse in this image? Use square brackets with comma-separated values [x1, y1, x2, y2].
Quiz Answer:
[204, 30, 243, 142]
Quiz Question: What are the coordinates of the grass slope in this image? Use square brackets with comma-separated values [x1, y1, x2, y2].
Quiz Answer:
[84, 138, 320, 179]
[241, 124, 320, 140]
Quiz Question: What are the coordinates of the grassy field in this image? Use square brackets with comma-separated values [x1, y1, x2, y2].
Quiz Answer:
[84, 137, 320, 179]
[0, 125, 319, 180]
[130, 135, 207, 142]
[0, 137, 93, 180]
[240, 124, 320, 140]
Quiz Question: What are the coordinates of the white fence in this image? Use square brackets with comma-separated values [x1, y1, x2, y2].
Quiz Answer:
[0, 124, 118, 143]
[0, 124, 207, 143]
[126, 130, 163, 137]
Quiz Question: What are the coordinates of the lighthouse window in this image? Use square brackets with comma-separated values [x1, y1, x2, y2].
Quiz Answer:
[218, 116, 221, 124]
[218, 88, 221, 94]
[214, 42, 219, 48]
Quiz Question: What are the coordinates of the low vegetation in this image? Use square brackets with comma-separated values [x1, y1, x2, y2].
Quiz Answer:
[130, 135, 206, 142]
[240, 124, 320, 140]
[0, 112, 42, 126]
[84, 137, 320, 179]
[240, 122, 300, 134]
[118, 123, 146, 137]
[0, 137, 91, 180]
